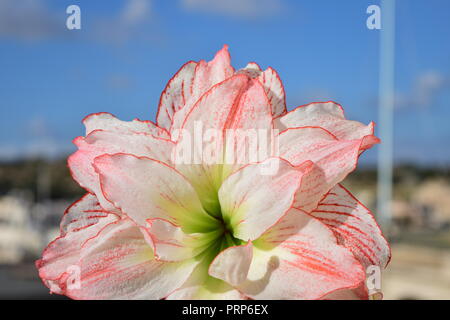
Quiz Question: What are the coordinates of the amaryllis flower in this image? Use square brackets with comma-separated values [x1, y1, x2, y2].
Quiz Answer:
[37, 46, 390, 300]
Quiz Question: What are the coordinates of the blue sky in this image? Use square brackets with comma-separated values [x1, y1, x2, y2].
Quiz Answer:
[0, 0, 449, 165]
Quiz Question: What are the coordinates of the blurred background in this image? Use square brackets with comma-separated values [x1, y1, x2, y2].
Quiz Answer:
[0, 0, 449, 299]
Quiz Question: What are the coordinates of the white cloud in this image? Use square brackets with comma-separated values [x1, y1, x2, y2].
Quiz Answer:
[0, 0, 153, 44]
[93, 0, 153, 44]
[121, 0, 151, 25]
[396, 71, 448, 109]
[415, 71, 447, 106]
[0, 0, 65, 41]
[180, 0, 284, 19]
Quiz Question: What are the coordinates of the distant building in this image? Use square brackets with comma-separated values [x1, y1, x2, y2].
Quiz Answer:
[414, 179, 450, 226]
[0, 195, 41, 264]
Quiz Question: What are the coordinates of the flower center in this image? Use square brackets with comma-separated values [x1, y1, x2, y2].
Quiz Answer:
[206, 211, 241, 254]
[189, 198, 242, 262]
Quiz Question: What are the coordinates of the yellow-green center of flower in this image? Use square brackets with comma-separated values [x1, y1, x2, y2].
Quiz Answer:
[175, 189, 243, 264]
[198, 204, 242, 258]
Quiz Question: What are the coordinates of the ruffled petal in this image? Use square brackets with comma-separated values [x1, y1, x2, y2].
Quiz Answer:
[83, 112, 169, 139]
[220, 77, 274, 178]
[174, 73, 249, 166]
[191, 45, 235, 102]
[64, 219, 198, 299]
[208, 242, 253, 286]
[173, 74, 272, 215]
[157, 61, 197, 131]
[170, 45, 235, 135]
[36, 194, 119, 294]
[165, 258, 246, 300]
[93, 153, 217, 233]
[218, 158, 313, 241]
[237, 63, 286, 117]
[144, 218, 215, 262]
[236, 62, 262, 78]
[258, 67, 286, 117]
[311, 184, 391, 269]
[68, 130, 174, 211]
[237, 208, 365, 300]
[274, 101, 377, 148]
[278, 126, 370, 212]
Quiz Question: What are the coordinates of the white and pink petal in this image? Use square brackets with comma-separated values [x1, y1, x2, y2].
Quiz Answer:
[258, 67, 286, 117]
[237, 63, 286, 117]
[190, 45, 235, 103]
[166, 258, 247, 300]
[36, 194, 119, 294]
[83, 112, 169, 139]
[275, 101, 377, 146]
[170, 45, 235, 135]
[173, 74, 273, 215]
[236, 62, 262, 78]
[208, 242, 253, 286]
[310, 184, 391, 269]
[93, 153, 217, 233]
[65, 219, 198, 300]
[278, 126, 373, 212]
[157, 61, 197, 131]
[237, 208, 365, 300]
[144, 218, 216, 262]
[218, 158, 313, 241]
[68, 130, 174, 211]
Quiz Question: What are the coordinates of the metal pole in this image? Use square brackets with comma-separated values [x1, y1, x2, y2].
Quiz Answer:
[377, 0, 396, 232]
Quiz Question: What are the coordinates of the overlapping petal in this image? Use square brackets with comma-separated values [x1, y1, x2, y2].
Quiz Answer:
[144, 218, 218, 262]
[238, 62, 262, 78]
[157, 61, 197, 131]
[310, 184, 391, 269]
[83, 112, 169, 139]
[236, 208, 366, 299]
[170, 45, 235, 136]
[69, 129, 174, 211]
[36, 194, 119, 294]
[218, 158, 313, 241]
[191, 45, 235, 102]
[173, 74, 273, 215]
[93, 153, 218, 233]
[65, 218, 198, 300]
[238, 63, 287, 117]
[166, 259, 246, 300]
[278, 126, 373, 212]
[274, 101, 378, 150]
[208, 241, 253, 286]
